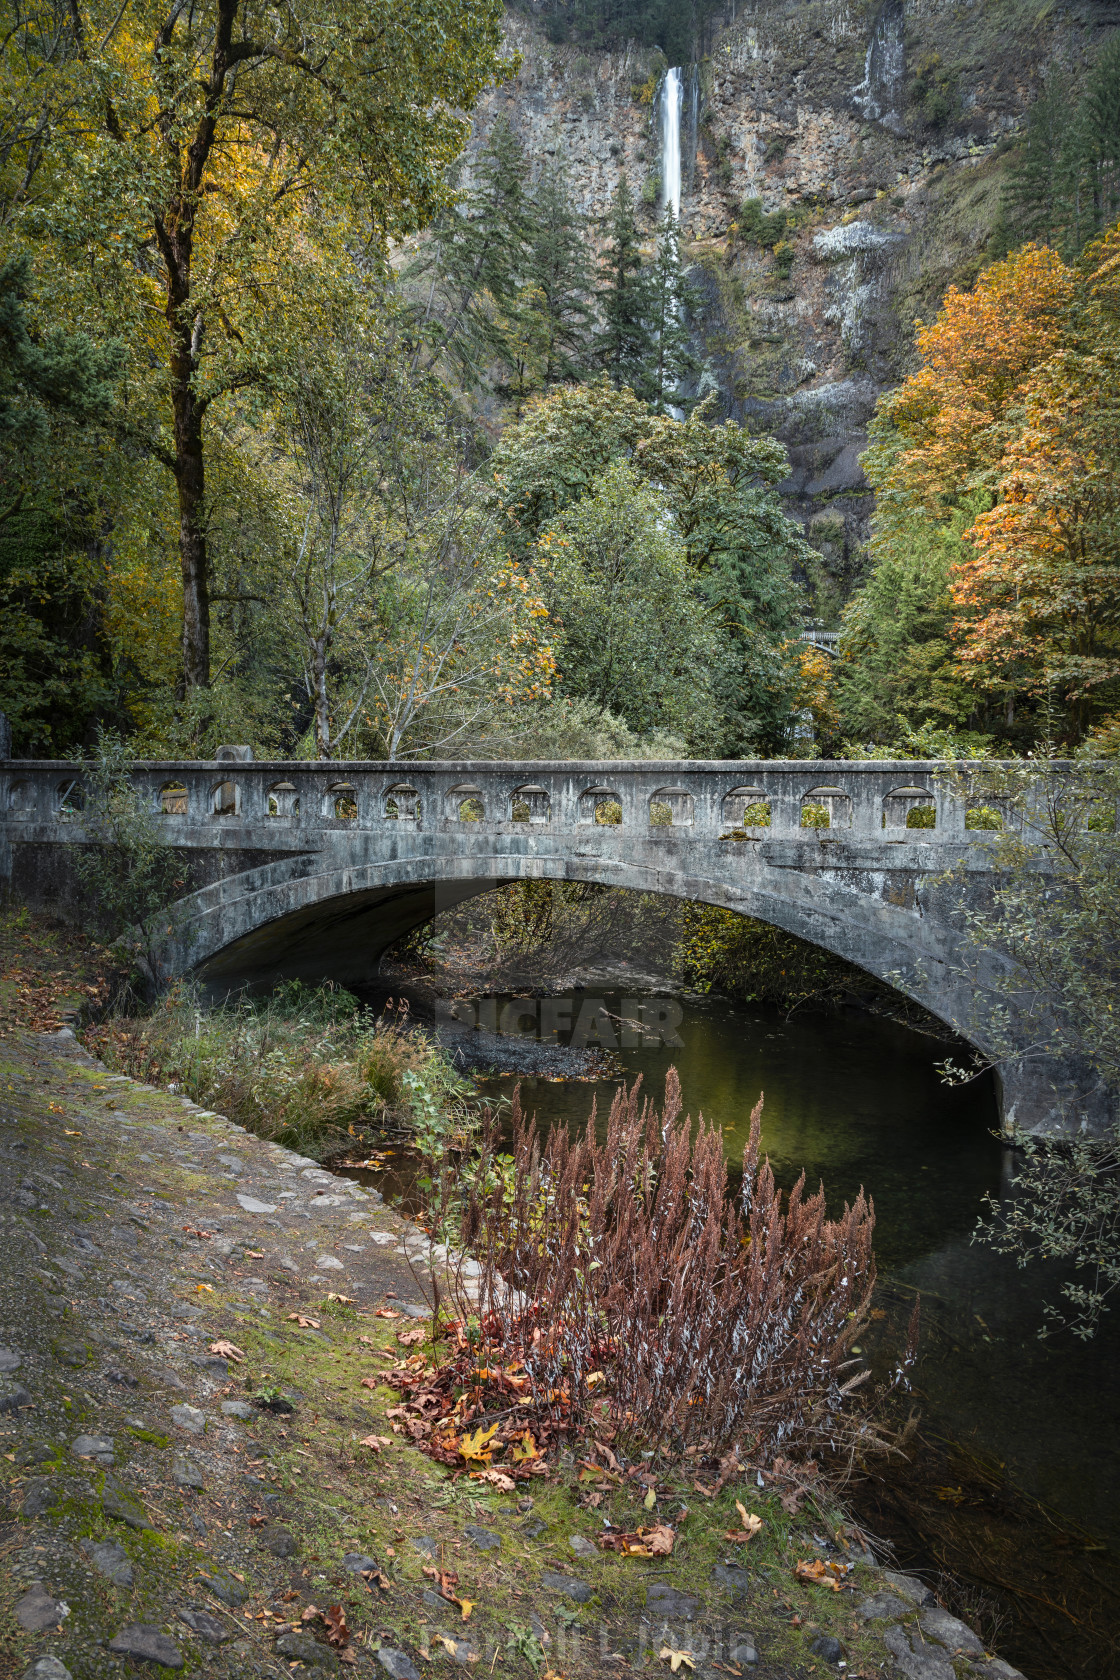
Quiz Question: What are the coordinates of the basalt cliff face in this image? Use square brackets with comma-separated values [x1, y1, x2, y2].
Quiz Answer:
[467, 0, 1118, 614]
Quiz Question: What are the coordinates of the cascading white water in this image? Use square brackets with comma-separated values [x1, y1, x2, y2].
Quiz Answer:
[660, 66, 683, 216]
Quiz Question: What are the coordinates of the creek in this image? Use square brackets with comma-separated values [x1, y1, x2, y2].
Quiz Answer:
[425, 984, 1120, 1680]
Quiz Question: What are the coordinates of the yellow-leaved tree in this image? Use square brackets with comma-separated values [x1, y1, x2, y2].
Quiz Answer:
[1, 0, 509, 695]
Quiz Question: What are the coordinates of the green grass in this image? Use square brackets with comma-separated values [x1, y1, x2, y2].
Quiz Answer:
[84, 978, 471, 1161]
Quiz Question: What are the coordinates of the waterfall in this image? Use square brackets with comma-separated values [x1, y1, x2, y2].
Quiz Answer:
[660, 66, 683, 217]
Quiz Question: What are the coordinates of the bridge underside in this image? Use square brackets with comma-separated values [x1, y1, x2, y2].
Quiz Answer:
[176, 851, 1112, 1142]
[195, 875, 508, 988]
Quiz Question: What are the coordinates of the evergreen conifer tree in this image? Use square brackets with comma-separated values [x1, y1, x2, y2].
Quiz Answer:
[1003, 38, 1120, 256]
[596, 175, 655, 394]
[1003, 69, 1076, 250]
[523, 164, 593, 386]
[0, 254, 120, 455]
[406, 116, 534, 391]
[1073, 34, 1120, 246]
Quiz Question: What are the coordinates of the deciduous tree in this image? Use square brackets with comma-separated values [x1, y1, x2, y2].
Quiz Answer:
[534, 459, 718, 745]
[5, 0, 509, 693]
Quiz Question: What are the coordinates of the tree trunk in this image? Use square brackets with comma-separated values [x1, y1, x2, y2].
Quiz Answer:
[312, 633, 332, 758]
[171, 335, 211, 691]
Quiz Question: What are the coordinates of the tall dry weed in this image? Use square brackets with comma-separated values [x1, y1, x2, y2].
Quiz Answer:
[459, 1071, 886, 1463]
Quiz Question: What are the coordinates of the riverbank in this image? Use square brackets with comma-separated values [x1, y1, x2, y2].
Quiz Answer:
[0, 1025, 1016, 1678]
[0, 904, 1029, 1680]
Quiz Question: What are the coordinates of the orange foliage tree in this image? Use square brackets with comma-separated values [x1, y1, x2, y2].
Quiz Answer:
[862, 237, 1120, 739]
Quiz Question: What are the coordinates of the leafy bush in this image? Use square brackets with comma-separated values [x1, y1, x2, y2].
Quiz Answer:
[772, 239, 796, 279]
[954, 759, 1120, 1336]
[908, 52, 959, 128]
[906, 804, 937, 828]
[70, 733, 187, 978]
[457, 1072, 884, 1461]
[738, 197, 787, 249]
[84, 981, 467, 1159]
[965, 805, 1003, 830]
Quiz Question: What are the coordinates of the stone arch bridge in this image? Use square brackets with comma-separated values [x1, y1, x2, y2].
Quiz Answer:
[0, 753, 1097, 1136]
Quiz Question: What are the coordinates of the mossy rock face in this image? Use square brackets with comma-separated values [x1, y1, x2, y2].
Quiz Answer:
[95, 1471, 154, 1530]
[20, 1474, 82, 1519]
[14, 1439, 62, 1468]
[20, 1470, 153, 1530]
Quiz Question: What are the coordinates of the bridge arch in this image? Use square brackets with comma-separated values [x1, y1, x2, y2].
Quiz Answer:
[164, 844, 960, 1037]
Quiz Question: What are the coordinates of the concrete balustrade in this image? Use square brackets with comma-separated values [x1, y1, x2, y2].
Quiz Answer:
[1, 757, 989, 839]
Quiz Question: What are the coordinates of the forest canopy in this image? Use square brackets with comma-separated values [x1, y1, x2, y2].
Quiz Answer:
[4, 4, 1120, 764]
[0, 29, 812, 762]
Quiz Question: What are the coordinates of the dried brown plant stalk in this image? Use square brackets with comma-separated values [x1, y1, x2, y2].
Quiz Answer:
[459, 1070, 885, 1463]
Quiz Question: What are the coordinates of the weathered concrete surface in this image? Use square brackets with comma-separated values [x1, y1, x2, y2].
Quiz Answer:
[1, 758, 1105, 1136]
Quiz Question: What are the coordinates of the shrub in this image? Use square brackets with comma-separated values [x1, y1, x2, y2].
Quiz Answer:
[908, 52, 959, 128]
[84, 981, 466, 1159]
[675, 902, 881, 1012]
[69, 732, 187, 982]
[457, 1071, 881, 1462]
[739, 197, 787, 249]
[773, 239, 796, 279]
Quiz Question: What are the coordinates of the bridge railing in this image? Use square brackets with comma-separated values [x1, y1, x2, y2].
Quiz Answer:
[0, 758, 1034, 842]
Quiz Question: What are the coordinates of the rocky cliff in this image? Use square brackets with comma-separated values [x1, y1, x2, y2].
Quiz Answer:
[469, 0, 1119, 617]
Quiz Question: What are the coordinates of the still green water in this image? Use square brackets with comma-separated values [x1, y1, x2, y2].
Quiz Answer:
[469, 988, 1120, 1549]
